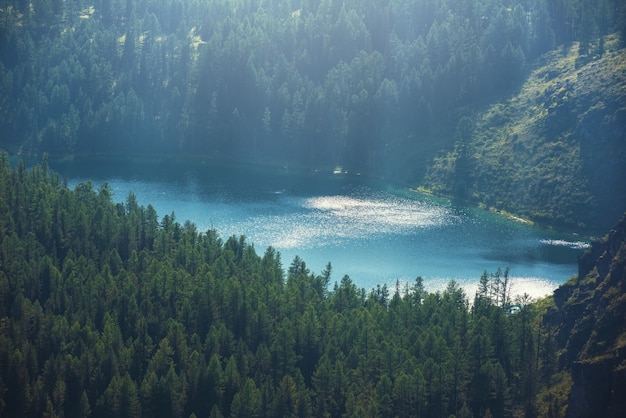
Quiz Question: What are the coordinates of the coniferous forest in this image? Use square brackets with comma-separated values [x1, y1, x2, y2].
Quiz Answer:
[2, 1, 626, 417]
[1, 0, 625, 230]
[0, 0, 622, 166]
[2, 0, 581, 163]
[1, 153, 606, 418]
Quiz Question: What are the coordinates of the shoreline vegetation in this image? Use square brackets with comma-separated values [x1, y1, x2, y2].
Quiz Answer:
[2, 0, 624, 234]
[1, 153, 622, 417]
[19, 150, 596, 248]
[1, 0, 623, 414]
[0, 154, 571, 417]
[416, 184, 536, 228]
[31, 150, 587, 237]
[11, 145, 614, 239]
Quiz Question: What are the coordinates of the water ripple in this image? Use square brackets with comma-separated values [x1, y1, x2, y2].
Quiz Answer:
[251, 192, 456, 249]
[540, 239, 591, 250]
[59, 162, 580, 291]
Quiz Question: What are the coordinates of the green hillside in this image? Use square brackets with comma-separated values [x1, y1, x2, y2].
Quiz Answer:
[0, 155, 561, 418]
[2, 156, 624, 418]
[424, 35, 626, 232]
[1, 0, 624, 230]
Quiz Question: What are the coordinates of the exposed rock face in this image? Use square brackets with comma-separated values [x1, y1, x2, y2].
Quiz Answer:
[578, 214, 626, 280]
[567, 360, 626, 418]
[546, 214, 626, 417]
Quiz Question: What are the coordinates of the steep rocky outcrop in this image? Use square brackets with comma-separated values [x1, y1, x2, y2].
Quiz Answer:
[547, 214, 626, 417]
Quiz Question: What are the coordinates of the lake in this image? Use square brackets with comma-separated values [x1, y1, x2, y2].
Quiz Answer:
[50, 156, 588, 300]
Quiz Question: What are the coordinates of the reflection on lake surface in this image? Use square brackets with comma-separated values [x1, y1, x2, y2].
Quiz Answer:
[51, 157, 587, 300]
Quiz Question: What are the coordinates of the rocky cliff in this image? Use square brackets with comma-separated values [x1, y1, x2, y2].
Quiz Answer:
[547, 213, 626, 417]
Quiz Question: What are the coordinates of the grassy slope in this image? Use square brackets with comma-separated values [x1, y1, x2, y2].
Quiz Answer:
[425, 34, 626, 233]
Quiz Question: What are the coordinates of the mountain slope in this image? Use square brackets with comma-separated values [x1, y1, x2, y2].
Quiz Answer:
[2, 0, 623, 184]
[545, 213, 626, 417]
[424, 35, 626, 232]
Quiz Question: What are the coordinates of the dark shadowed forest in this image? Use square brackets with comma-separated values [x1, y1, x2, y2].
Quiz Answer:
[1, 1, 626, 417]
[0, 0, 622, 168]
[4, 155, 621, 418]
[2, 0, 625, 230]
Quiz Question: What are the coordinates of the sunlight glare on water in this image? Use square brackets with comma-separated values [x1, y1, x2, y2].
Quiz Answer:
[235, 191, 455, 250]
[53, 158, 586, 299]
[429, 276, 563, 301]
[304, 193, 451, 231]
[539, 239, 590, 250]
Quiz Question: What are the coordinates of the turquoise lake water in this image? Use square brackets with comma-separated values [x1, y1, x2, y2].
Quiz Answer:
[51, 157, 588, 299]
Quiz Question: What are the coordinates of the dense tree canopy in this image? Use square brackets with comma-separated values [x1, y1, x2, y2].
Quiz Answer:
[1, 0, 622, 178]
[0, 155, 570, 417]
[1, 1, 624, 415]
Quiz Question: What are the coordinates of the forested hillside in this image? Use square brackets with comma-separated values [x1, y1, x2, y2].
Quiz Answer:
[2, 2, 625, 416]
[425, 36, 626, 232]
[1, 0, 623, 174]
[0, 155, 572, 417]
